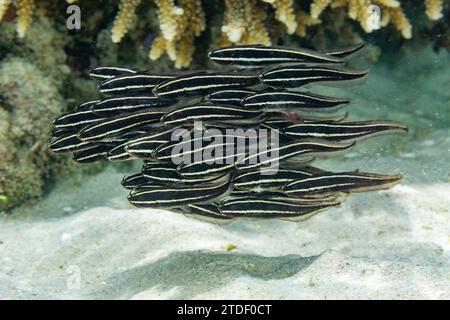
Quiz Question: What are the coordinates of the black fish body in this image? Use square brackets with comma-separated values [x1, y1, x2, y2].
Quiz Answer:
[232, 166, 325, 191]
[235, 139, 355, 170]
[209, 44, 344, 66]
[91, 96, 177, 117]
[260, 66, 368, 88]
[321, 43, 366, 59]
[219, 197, 339, 219]
[121, 173, 150, 190]
[48, 133, 95, 153]
[125, 126, 183, 159]
[176, 151, 244, 177]
[208, 89, 255, 106]
[284, 121, 408, 141]
[72, 145, 111, 163]
[153, 72, 260, 99]
[283, 172, 403, 197]
[142, 162, 224, 184]
[241, 91, 349, 111]
[127, 178, 231, 208]
[53, 109, 104, 131]
[185, 203, 234, 221]
[161, 104, 263, 125]
[98, 73, 176, 95]
[77, 110, 165, 141]
[89, 66, 138, 80]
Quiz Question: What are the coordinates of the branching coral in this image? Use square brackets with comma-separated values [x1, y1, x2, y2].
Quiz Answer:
[16, 0, 34, 37]
[295, 9, 321, 37]
[111, 0, 141, 43]
[0, 0, 77, 38]
[262, 0, 297, 34]
[1, 0, 35, 38]
[220, 0, 270, 46]
[308, 0, 444, 39]
[0, 0, 447, 67]
[108, 0, 205, 68]
[0, 0, 12, 22]
[425, 0, 444, 20]
[149, 0, 205, 68]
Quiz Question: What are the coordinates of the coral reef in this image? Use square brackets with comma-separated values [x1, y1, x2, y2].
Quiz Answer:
[219, 0, 270, 46]
[0, 0, 447, 211]
[111, 0, 141, 44]
[425, 0, 444, 20]
[0, 15, 103, 210]
[263, 0, 297, 34]
[149, 0, 206, 68]
[0, 1, 446, 68]
[0, 0, 11, 22]
[0, 57, 64, 210]
[311, 0, 413, 39]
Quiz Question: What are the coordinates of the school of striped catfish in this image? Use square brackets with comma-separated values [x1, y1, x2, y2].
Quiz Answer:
[49, 43, 407, 222]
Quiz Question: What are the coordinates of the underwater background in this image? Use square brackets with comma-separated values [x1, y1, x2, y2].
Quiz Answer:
[0, 0, 449, 299]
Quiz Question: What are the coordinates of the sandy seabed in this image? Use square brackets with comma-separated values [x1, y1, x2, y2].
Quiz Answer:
[0, 46, 449, 299]
[0, 180, 449, 299]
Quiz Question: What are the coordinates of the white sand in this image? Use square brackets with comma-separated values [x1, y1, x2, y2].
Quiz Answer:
[1, 46, 449, 300]
[0, 181, 449, 299]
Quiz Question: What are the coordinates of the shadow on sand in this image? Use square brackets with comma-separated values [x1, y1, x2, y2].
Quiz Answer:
[93, 250, 320, 299]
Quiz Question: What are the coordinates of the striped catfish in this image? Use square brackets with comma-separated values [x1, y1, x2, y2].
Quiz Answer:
[183, 203, 234, 222]
[153, 71, 260, 99]
[125, 136, 177, 159]
[260, 66, 368, 88]
[121, 173, 150, 190]
[106, 142, 133, 161]
[127, 177, 231, 208]
[53, 107, 104, 131]
[161, 104, 264, 125]
[103, 130, 148, 161]
[91, 96, 177, 117]
[235, 139, 355, 170]
[98, 73, 176, 95]
[261, 111, 350, 132]
[241, 91, 349, 111]
[208, 89, 255, 106]
[321, 43, 365, 59]
[89, 66, 138, 80]
[77, 110, 165, 141]
[125, 127, 182, 159]
[142, 162, 227, 184]
[51, 127, 75, 139]
[176, 151, 246, 177]
[74, 100, 102, 111]
[219, 196, 340, 219]
[49, 133, 95, 153]
[152, 129, 245, 161]
[283, 171, 403, 197]
[72, 145, 111, 163]
[208, 44, 344, 66]
[283, 120, 408, 141]
[232, 166, 327, 191]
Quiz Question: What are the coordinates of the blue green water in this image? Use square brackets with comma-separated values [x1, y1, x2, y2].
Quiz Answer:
[1, 39, 449, 299]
